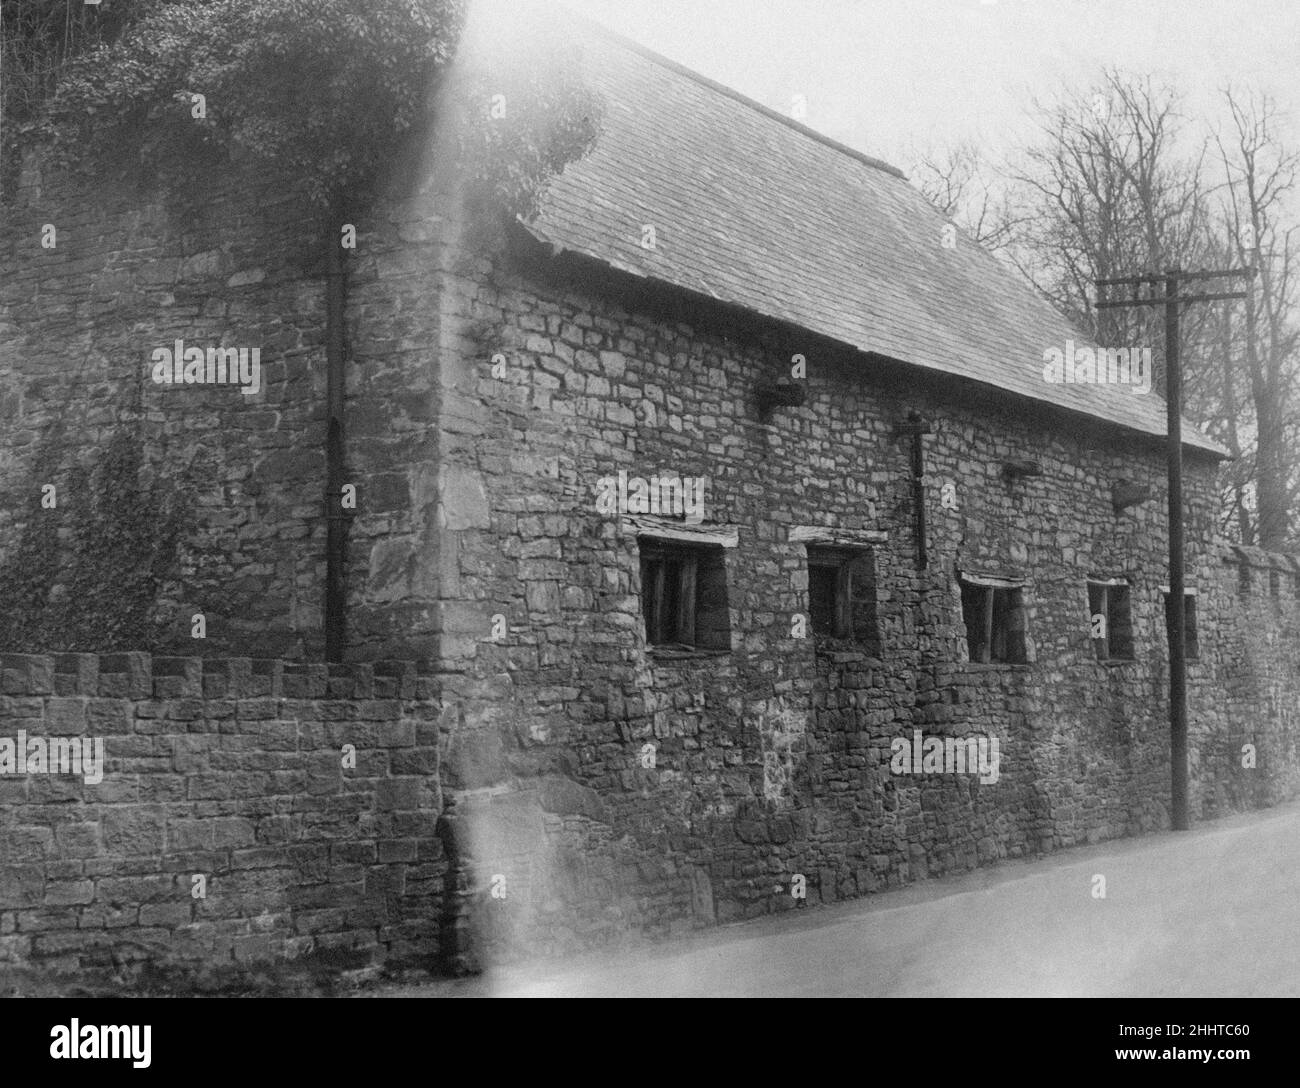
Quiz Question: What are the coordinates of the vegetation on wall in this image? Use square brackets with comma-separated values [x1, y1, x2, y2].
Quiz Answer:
[0, 0, 603, 654]
[2, 0, 603, 220]
[0, 425, 196, 652]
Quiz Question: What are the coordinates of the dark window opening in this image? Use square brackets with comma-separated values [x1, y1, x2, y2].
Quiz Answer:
[805, 546, 878, 647]
[1088, 580, 1134, 661]
[1270, 569, 1281, 600]
[959, 577, 1026, 664]
[1164, 590, 1200, 662]
[639, 539, 730, 650]
[808, 563, 841, 635]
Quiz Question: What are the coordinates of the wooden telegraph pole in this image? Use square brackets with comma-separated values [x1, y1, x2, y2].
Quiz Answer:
[1096, 266, 1254, 831]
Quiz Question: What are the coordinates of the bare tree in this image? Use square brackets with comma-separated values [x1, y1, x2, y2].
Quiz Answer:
[999, 71, 1212, 373]
[1206, 87, 1300, 547]
[909, 140, 1022, 251]
[915, 72, 1300, 542]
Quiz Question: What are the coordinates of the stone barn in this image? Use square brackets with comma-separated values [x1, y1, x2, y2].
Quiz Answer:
[1, 14, 1298, 983]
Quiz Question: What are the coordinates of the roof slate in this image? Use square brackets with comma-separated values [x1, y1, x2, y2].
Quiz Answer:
[524, 21, 1225, 456]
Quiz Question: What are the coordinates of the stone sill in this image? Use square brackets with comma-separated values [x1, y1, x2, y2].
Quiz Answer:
[963, 663, 1033, 672]
[646, 647, 731, 663]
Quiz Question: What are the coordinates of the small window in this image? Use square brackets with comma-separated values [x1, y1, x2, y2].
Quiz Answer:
[639, 539, 730, 650]
[959, 577, 1026, 664]
[1270, 569, 1281, 601]
[1088, 580, 1134, 661]
[1238, 562, 1252, 599]
[1163, 590, 1200, 662]
[807, 559, 845, 636]
[805, 545, 878, 645]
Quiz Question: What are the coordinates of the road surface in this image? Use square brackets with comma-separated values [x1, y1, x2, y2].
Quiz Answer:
[382, 799, 1300, 997]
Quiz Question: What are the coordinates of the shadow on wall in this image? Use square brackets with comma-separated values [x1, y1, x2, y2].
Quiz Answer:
[0, 420, 199, 655]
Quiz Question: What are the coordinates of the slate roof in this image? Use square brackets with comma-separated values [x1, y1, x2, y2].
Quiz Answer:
[521, 19, 1225, 456]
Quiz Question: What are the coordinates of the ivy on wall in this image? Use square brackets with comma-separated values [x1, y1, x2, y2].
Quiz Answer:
[3, 0, 603, 222]
[0, 425, 195, 652]
[0, 0, 603, 655]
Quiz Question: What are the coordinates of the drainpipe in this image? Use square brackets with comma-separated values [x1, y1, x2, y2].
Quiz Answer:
[325, 208, 349, 662]
[896, 410, 932, 570]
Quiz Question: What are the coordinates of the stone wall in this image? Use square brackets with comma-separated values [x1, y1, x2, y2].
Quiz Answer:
[5, 143, 1300, 978]
[0, 151, 444, 660]
[1193, 544, 1300, 813]
[0, 652, 443, 990]
[409, 211, 1300, 963]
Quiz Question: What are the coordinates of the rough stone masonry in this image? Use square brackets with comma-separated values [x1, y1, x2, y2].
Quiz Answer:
[2, 22, 1300, 985]
[0, 653, 442, 988]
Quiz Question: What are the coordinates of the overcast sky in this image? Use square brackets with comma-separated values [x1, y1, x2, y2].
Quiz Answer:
[559, 0, 1300, 178]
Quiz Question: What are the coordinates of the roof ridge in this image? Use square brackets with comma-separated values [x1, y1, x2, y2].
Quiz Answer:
[534, 5, 1224, 458]
[560, 6, 908, 181]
